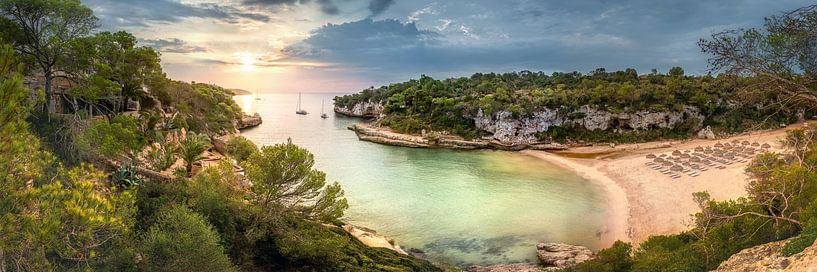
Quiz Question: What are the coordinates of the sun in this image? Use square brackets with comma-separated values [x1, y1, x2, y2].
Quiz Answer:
[241, 54, 255, 72]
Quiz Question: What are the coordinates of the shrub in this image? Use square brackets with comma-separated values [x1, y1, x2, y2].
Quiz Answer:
[79, 114, 143, 158]
[566, 241, 633, 272]
[782, 220, 817, 256]
[225, 136, 257, 163]
[111, 163, 144, 188]
[139, 205, 236, 272]
[143, 132, 176, 171]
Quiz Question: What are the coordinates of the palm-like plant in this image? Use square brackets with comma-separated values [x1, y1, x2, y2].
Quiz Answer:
[178, 132, 211, 175]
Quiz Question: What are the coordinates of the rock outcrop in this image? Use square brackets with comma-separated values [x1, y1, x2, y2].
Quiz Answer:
[697, 125, 717, 139]
[237, 112, 262, 129]
[716, 238, 817, 272]
[348, 124, 568, 151]
[334, 101, 384, 118]
[473, 106, 703, 145]
[465, 263, 545, 272]
[536, 243, 593, 269]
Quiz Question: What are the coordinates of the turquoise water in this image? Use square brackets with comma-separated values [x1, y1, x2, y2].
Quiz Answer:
[237, 93, 608, 267]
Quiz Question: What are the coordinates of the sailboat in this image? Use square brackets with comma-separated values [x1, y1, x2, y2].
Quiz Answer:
[296, 92, 308, 115]
[320, 100, 328, 119]
[254, 90, 261, 100]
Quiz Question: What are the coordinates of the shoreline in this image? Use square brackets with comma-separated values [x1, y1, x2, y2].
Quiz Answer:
[521, 150, 631, 246]
[524, 123, 801, 245]
[349, 123, 569, 151]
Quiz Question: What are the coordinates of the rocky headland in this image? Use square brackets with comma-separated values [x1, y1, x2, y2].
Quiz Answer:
[338, 100, 707, 150]
[348, 123, 569, 151]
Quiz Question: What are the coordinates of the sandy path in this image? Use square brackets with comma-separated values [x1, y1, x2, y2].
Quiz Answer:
[523, 123, 804, 246]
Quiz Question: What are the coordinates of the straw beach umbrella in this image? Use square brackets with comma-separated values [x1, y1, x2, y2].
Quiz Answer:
[670, 165, 684, 171]
[646, 154, 656, 159]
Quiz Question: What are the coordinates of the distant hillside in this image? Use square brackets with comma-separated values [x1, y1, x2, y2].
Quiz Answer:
[228, 88, 252, 95]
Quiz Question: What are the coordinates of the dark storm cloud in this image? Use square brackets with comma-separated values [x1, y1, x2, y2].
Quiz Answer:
[82, 0, 270, 28]
[138, 38, 210, 53]
[368, 0, 395, 16]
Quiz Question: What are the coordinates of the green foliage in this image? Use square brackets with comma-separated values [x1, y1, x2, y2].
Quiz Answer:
[254, 217, 442, 272]
[242, 139, 349, 223]
[567, 241, 633, 272]
[111, 163, 144, 188]
[79, 114, 144, 158]
[225, 135, 257, 163]
[337, 69, 800, 143]
[139, 205, 237, 272]
[148, 79, 244, 134]
[178, 131, 211, 175]
[782, 220, 817, 256]
[144, 132, 177, 171]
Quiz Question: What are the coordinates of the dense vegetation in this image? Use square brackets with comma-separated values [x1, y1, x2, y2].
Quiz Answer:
[335, 68, 801, 143]
[0, 1, 441, 271]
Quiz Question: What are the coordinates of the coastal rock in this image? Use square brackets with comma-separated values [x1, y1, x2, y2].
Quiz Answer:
[465, 263, 545, 272]
[473, 106, 703, 146]
[237, 112, 262, 129]
[536, 243, 593, 268]
[715, 238, 817, 272]
[697, 125, 716, 139]
[335, 101, 384, 117]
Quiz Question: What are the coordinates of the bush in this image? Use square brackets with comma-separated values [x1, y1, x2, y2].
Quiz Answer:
[111, 163, 144, 188]
[253, 218, 442, 271]
[139, 205, 237, 272]
[782, 220, 817, 256]
[566, 241, 633, 272]
[143, 132, 176, 171]
[225, 136, 257, 163]
[79, 114, 143, 158]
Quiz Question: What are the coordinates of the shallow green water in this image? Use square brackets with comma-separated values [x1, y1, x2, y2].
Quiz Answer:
[237, 93, 608, 266]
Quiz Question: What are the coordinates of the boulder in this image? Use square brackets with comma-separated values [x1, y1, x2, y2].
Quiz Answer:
[697, 125, 716, 139]
[237, 112, 262, 129]
[536, 243, 593, 268]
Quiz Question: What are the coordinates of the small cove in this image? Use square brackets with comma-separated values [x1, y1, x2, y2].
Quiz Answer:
[237, 93, 610, 266]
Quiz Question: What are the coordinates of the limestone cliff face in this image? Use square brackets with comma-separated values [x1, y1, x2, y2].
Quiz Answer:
[716, 238, 817, 271]
[334, 101, 384, 118]
[473, 106, 704, 145]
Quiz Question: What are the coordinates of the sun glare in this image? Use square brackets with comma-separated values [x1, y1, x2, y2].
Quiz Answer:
[237, 52, 255, 72]
[242, 55, 254, 72]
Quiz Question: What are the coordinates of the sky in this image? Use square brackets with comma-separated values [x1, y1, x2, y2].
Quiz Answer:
[82, 0, 813, 93]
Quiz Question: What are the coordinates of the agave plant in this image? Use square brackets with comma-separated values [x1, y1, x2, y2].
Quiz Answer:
[178, 131, 212, 175]
[111, 164, 144, 188]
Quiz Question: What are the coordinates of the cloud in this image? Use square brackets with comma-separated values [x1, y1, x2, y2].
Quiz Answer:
[240, 0, 339, 15]
[368, 0, 395, 16]
[138, 38, 210, 53]
[83, 0, 270, 28]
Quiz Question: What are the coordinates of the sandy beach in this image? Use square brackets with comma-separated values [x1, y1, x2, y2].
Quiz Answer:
[523, 123, 805, 246]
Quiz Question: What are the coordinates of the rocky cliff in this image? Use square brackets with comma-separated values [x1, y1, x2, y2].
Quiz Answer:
[334, 101, 384, 118]
[716, 238, 817, 271]
[473, 105, 704, 145]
